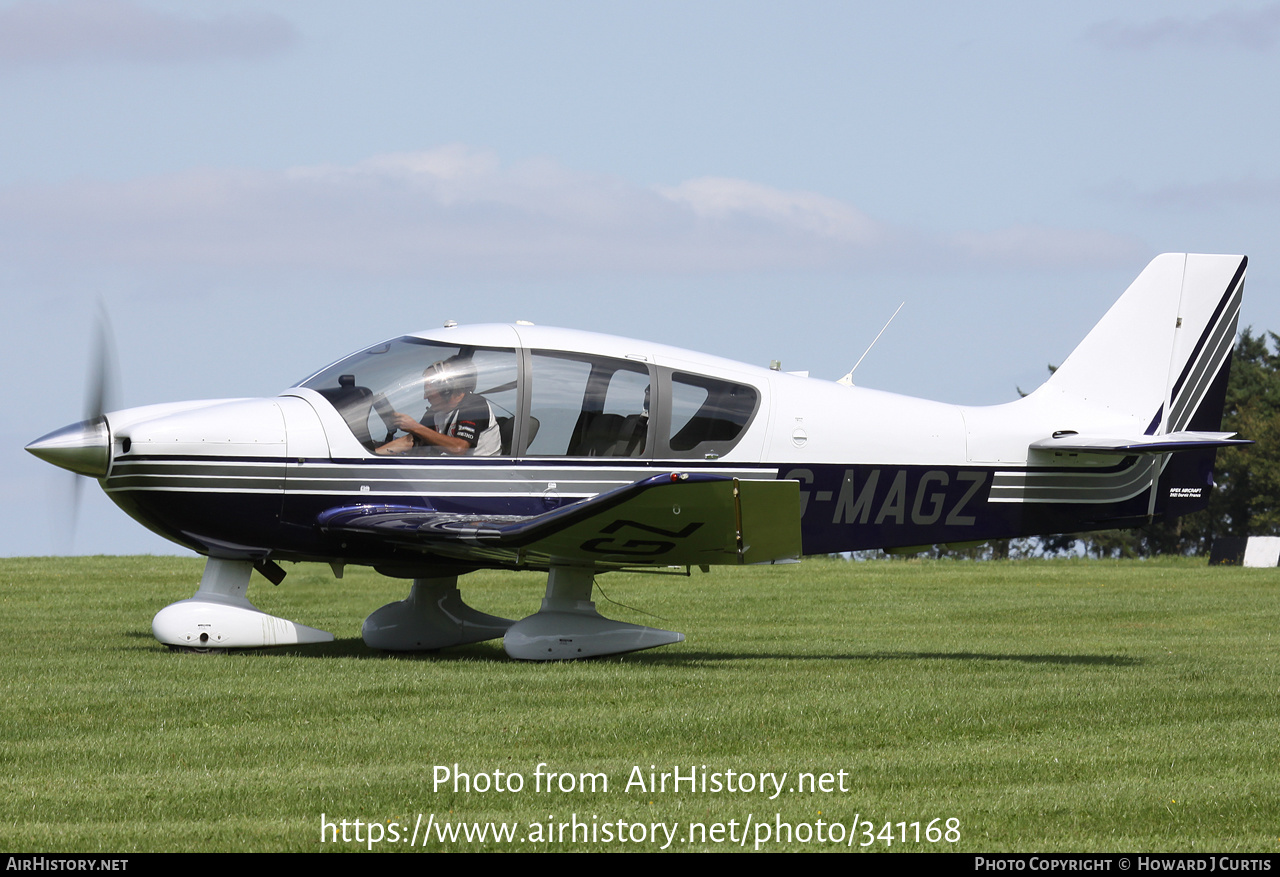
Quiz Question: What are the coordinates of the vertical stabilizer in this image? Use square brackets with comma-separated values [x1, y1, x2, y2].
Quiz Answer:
[1030, 253, 1246, 435]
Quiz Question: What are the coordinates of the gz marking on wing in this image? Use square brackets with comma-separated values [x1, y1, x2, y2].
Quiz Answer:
[580, 519, 706, 556]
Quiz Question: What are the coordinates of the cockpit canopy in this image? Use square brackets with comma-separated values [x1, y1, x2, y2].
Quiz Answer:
[296, 336, 760, 459]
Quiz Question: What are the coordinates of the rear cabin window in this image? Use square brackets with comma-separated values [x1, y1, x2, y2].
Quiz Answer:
[664, 372, 758, 458]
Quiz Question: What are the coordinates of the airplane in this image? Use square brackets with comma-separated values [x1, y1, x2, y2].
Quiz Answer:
[26, 253, 1249, 660]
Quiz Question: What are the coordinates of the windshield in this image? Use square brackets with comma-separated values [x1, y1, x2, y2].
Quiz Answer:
[297, 337, 519, 454]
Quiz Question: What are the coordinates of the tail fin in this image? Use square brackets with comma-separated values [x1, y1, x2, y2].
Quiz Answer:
[1031, 253, 1246, 437]
[1016, 254, 1247, 521]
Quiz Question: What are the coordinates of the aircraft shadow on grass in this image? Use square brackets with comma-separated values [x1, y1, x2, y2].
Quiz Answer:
[124, 631, 1143, 668]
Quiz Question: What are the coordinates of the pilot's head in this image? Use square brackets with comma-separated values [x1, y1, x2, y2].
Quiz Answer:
[422, 356, 477, 408]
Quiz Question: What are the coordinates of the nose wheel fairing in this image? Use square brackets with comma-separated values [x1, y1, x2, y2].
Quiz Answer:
[152, 558, 333, 649]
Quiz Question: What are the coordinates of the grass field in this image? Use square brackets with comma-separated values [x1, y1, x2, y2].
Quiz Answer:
[1, 555, 1277, 852]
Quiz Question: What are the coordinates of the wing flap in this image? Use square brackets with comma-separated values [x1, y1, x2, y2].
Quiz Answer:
[318, 472, 802, 568]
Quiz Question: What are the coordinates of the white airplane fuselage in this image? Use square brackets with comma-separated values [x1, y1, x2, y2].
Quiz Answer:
[26, 254, 1248, 657]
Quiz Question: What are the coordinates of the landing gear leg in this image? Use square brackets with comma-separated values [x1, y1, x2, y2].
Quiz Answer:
[503, 564, 684, 661]
[362, 576, 514, 651]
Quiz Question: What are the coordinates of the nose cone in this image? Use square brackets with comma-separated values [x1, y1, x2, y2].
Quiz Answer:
[26, 416, 111, 477]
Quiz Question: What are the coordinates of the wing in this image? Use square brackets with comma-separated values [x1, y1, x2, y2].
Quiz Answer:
[317, 472, 802, 569]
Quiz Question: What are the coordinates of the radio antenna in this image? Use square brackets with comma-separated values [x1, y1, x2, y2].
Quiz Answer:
[838, 301, 904, 386]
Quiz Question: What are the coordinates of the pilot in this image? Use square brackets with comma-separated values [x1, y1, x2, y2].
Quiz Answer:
[375, 356, 501, 456]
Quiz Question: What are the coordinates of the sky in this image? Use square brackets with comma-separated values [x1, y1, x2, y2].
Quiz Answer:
[3, 0, 1279, 556]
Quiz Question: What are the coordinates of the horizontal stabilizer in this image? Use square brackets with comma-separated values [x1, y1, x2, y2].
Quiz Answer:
[319, 472, 802, 568]
[1030, 431, 1251, 455]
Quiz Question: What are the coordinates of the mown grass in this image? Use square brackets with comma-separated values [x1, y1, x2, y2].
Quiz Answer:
[0, 555, 1277, 852]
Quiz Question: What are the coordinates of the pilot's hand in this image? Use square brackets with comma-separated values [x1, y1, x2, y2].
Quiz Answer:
[392, 413, 419, 433]
[375, 434, 413, 455]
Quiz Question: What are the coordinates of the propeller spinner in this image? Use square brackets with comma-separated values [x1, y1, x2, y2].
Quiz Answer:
[24, 306, 119, 544]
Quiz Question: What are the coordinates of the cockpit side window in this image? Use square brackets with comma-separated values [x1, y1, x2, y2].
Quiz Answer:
[296, 338, 519, 455]
[526, 352, 651, 457]
[658, 371, 759, 459]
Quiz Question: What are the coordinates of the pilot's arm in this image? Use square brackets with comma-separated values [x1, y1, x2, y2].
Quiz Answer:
[374, 433, 414, 455]
[374, 412, 471, 455]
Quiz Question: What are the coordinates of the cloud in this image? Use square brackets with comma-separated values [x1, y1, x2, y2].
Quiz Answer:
[0, 145, 1141, 279]
[949, 225, 1147, 268]
[1085, 4, 1280, 51]
[657, 177, 881, 245]
[1109, 175, 1280, 210]
[0, 146, 896, 276]
[0, 0, 296, 69]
